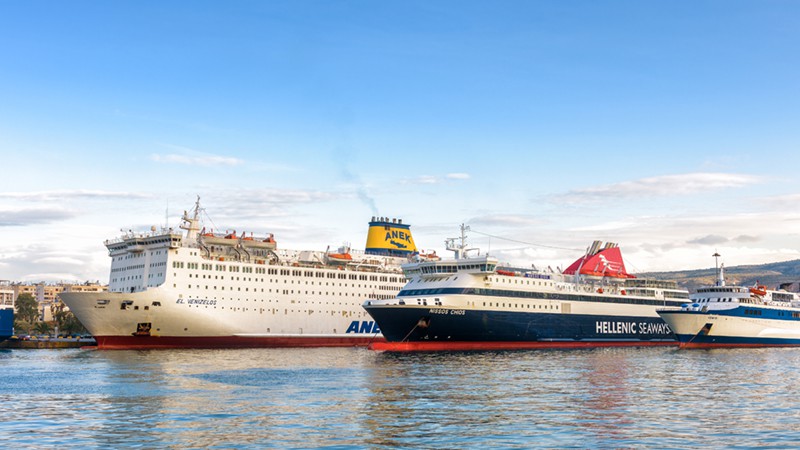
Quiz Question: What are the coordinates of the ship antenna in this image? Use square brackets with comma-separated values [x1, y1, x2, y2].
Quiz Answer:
[713, 251, 722, 286]
[446, 224, 473, 260]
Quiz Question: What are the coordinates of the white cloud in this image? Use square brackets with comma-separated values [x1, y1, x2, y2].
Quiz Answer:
[151, 153, 244, 166]
[556, 172, 761, 204]
[32, 256, 85, 266]
[0, 208, 75, 226]
[208, 189, 339, 206]
[446, 173, 470, 180]
[687, 234, 729, 245]
[402, 173, 471, 185]
[470, 214, 543, 227]
[417, 175, 441, 184]
[20, 273, 85, 283]
[0, 190, 152, 201]
[151, 143, 244, 166]
[0, 242, 105, 283]
[184, 189, 342, 225]
[469, 209, 800, 274]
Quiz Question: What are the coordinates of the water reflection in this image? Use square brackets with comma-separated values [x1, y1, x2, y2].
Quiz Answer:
[4, 347, 800, 447]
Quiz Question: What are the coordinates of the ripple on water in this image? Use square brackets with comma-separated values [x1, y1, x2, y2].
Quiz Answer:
[3, 347, 800, 447]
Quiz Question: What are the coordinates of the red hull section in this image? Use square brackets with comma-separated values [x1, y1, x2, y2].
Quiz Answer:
[91, 335, 385, 350]
[369, 340, 677, 352]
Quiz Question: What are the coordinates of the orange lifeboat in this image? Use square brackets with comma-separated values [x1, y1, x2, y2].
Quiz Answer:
[750, 285, 767, 296]
[418, 250, 440, 261]
[328, 253, 353, 261]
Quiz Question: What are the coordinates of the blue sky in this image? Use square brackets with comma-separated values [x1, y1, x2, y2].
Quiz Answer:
[2, 1, 800, 283]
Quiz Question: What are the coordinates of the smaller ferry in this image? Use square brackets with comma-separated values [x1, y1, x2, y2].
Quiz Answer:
[657, 255, 800, 348]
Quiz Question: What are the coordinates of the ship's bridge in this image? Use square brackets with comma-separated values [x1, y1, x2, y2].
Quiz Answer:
[696, 286, 750, 294]
[402, 255, 498, 279]
[105, 231, 183, 256]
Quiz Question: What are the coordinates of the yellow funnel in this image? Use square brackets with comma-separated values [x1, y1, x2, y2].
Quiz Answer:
[364, 217, 417, 257]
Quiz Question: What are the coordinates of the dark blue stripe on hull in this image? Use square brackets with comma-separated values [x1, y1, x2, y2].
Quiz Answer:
[365, 306, 675, 343]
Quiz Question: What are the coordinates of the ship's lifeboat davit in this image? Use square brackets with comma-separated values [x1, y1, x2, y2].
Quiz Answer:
[201, 228, 277, 250]
[241, 233, 277, 250]
[201, 229, 239, 246]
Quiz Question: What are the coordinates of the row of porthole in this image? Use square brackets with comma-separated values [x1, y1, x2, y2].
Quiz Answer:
[184, 304, 367, 316]
[182, 285, 393, 298]
[484, 302, 558, 310]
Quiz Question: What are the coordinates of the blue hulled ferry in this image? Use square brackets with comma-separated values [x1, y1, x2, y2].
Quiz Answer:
[363, 225, 688, 351]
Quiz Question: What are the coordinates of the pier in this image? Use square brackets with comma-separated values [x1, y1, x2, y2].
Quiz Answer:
[0, 337, 96, 349]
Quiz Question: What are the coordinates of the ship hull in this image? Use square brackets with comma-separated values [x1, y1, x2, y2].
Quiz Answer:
[658, 309, 800, 349]
[0, 307, 13, 342]
[364, 305, 676, 351]
[61, 289, 386, 350]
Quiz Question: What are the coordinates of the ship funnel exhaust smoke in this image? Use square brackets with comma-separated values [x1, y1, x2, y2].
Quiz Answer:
[334, 145, 380, 216]
[357, 188, 379, 216]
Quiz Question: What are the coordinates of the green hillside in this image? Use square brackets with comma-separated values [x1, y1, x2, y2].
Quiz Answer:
[642, 259, 800, 292]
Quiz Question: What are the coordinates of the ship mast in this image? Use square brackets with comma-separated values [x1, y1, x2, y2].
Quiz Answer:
[180, 195, 202, 241]
[713, 251, 725, 287]
[445, 224, 477, 260]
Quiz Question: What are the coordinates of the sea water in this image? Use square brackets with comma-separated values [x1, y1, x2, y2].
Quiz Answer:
[2, 346, 800, 448]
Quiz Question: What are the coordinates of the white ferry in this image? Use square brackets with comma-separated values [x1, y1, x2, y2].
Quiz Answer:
[658, 258, 800, 348]
[363, 225, 689, 351]
[59, 198, 421, 349]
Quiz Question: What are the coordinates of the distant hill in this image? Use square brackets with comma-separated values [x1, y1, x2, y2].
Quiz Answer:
[642, 259, 800, 292]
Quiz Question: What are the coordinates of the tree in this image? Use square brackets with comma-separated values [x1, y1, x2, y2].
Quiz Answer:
[51, 301, 68, 335]
[15, 293, 39, 324]
[13, 317, 29, 335]
[33, 321, 51, 335]
[60, 312, 88, 336]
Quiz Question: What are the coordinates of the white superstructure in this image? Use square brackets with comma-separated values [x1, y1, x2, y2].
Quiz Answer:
[60, 198, 419, 349]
